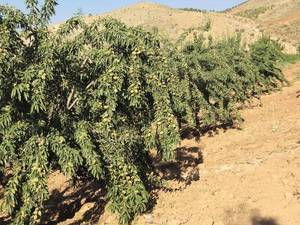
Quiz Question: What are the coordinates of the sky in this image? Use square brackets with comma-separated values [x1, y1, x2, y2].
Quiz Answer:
[1, 0, 246, 23]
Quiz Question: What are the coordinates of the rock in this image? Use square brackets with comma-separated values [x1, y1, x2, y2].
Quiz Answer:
[144, 214, 154, 224]
[285, 192, 293, 200]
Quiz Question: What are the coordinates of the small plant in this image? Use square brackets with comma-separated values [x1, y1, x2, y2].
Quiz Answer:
[236, 6, 271, 19]
[203, 18, 212, 32]
[179, 8, 206, 13]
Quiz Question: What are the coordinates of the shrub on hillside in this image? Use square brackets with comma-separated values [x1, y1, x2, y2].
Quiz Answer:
[250, 36, 287, 91]
[236, 6, 273, 19]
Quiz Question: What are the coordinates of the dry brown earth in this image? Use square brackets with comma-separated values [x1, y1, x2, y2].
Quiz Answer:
[228, 0, 300, 51]
[51, 2, 296, 53]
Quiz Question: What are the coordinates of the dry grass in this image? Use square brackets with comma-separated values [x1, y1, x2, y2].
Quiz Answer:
[50, 2, 297, 53]
[84, 2, 263, 44]
[228, 0, 300, 52]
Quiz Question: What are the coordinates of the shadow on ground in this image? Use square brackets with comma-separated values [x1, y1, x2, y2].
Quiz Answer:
[251, 216, 280, 225]
[39, 142, 204, 224]
[224, 205, 281, 225]
[154, 145, 203, 186]
[42, 181, 106, 225]
[1, 135, 204, 225]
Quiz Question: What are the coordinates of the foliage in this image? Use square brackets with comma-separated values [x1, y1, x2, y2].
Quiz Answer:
[166, 34, 285, 129]
[171, 35, 245, 127]
[250, 36, 287, 90]
[0, 1, 286, 225]
[236, 6, 272, 19]
[178, 8, 207, 13]
[178, 8, 217, 13]
[0, 1, 184, 224]
[281, 53, 300, 65]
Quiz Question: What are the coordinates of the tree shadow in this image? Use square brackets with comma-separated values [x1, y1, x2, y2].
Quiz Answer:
[1, 141, 204, 224]
[200, 123, 233, 137]
[180, 126, 201, 141]
[198, 119, 245, 138]
[224, 205, 281, 225]
[180, 117, 245, 140]
[251, 216, 281, 225]
[154, 145, 203, 187]
[41, 181, 106, 225]
[0, 215, 9, 225]
[40, 143, 204, 224]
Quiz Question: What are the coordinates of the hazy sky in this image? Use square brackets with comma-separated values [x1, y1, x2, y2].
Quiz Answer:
[1, 0, 246, 23]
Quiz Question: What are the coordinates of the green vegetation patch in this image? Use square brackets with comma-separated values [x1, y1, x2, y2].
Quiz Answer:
[236, 6, 273, 19]
[282, 54, 300, 65]
[178, 8, 216, 13]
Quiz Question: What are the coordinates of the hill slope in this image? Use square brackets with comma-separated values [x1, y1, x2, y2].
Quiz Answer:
[228, 0, 300, 50]
[67, 2, 294, 53]
[85, 3, 261, 42]
[51, 2, 297, 53]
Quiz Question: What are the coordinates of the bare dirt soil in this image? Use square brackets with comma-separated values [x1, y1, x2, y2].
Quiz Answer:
[1, 62, 300, 225]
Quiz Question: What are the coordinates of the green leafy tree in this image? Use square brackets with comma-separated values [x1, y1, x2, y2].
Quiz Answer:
[166, 33, 286, 129]
[250, 36, 287, 91]
[0, 1, 184, 224]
